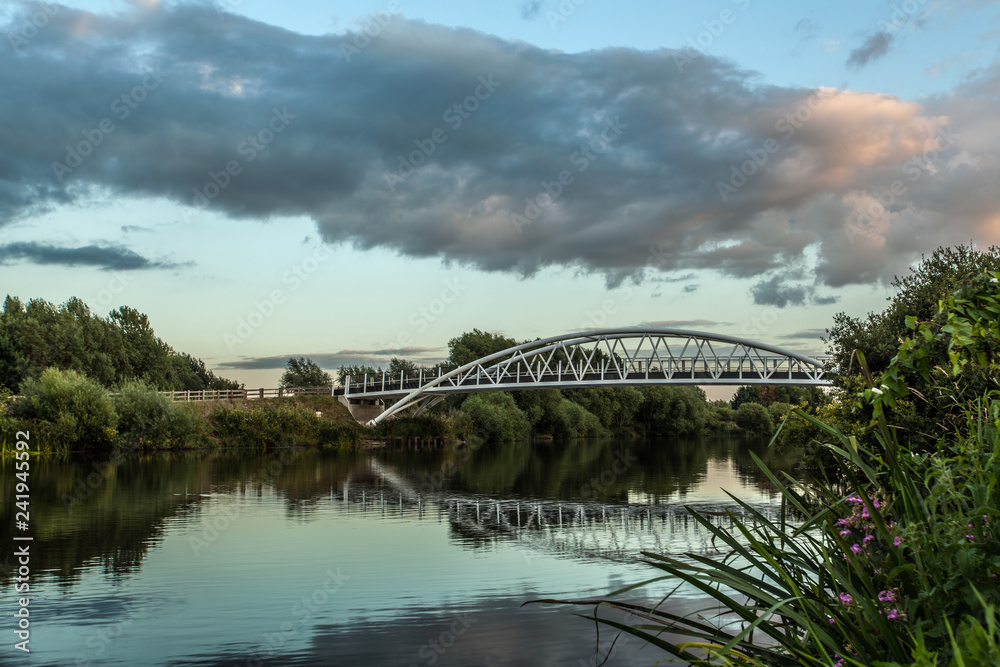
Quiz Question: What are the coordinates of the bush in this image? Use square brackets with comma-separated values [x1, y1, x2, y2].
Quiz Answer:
[209, 401, 358, 448]
[543, 398, 607, 439]
[12, 367, 117, 448]
[734, 401, 774, 435]
[113, 380, 200, 448]
[636, 386, 707, 437]
[767, 401, 792, 426]
[460, 392, 531, 443]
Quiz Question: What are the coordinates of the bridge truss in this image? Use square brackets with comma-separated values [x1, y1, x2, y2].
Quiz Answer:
[336, 327, 831, 425]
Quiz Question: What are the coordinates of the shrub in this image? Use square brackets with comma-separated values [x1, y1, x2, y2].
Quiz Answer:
[209, 401, 358, 448]
[12, 367, 117, 449]
[460, 392, 531, 443]
[544, 398, 607, 439]
[734, 401, 774, 435]
[113, 380, 200, 448]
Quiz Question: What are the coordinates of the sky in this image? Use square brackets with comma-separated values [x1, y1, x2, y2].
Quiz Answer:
[1, 0, 999, 388]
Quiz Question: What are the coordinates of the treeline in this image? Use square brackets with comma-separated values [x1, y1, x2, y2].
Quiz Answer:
[0, 296, 240, 393]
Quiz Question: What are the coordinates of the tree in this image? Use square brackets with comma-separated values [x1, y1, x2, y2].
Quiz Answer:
[337, 364, 381, 385]
[279, 357, 331, 387]
[387, 357, 418, 376]
[729, 385, 762, 410]
[0, 295, 239, 392]
[827, 244, 1000, 382]
[447, 329, 520, 366]
[461, 392, 531, 443]
[734, 402, 773, 435]
[636, 386, 707, 437]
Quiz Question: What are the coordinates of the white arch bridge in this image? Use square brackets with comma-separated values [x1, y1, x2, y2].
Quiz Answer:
[333, 327, 831, 425]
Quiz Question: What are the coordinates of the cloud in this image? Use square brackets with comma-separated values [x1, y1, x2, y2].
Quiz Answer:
[0, 241, 183, 270]
[682, 284, 699, 293]
[777, 328, 828, 340]
[750, 275, 838, 308]
[640, 319, 734, 328]
[520, 0, 543, 20]
[847, 31, 894, 68]
[1, 3, 998, 301]
[217, 348, 442, 370]
[794, 18, 820, 39]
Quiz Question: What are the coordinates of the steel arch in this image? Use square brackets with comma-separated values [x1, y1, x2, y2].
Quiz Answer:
[346, 327, 830, 426]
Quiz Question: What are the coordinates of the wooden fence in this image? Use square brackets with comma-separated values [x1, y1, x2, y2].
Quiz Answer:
[164, 385, 334, 402]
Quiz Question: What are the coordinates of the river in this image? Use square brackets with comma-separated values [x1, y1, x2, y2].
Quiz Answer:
[0, 436, 796, 666]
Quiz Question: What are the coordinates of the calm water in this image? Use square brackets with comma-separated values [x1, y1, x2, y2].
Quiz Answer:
[0, 436, 794, 666]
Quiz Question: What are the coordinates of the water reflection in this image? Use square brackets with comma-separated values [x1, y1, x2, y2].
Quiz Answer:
[0, 436, 792, 666]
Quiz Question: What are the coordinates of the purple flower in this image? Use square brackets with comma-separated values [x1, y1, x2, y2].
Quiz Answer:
[863, 533, 875, 544]
[888, 608, 900, 620]
[850, 543, 863, 555]
[828, 617, 836, 624]
[878, 590, 895, 603]
[893, 536, 902, 546]
[839, 592, 853, 606]
[840, 529, 852, 536]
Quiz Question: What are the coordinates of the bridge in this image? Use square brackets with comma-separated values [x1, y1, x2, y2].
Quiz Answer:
[334, 327, 831, 425]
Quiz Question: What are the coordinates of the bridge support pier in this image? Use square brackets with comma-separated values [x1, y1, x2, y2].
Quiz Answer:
[338, 395, 386, 425]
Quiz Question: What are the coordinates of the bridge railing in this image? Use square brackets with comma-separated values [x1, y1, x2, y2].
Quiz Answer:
[163, 385, 334, 402]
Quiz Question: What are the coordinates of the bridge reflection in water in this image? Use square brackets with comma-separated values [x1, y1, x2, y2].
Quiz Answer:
[339, 460, 784, 564]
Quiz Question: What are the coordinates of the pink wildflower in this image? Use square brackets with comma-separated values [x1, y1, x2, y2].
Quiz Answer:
[863, 533, 875, 544]
[878, 590, 894, 603]
[893, 536, 902, 546]
[839, 592, 853, 605]
[850, 543, 862, 555]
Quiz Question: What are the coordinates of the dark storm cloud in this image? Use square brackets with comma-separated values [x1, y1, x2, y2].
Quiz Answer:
[846, 31, 893, 68]
[2, 2, 998, 301]
[0, 241, 182, 270]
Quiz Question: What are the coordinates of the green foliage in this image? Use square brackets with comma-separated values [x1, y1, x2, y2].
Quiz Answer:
[113, 380, 200, 449]
[0, 295, 239, 392]
[561, 386, 643, 433]
[827, 244, 1000, 382]
[730, 385, 763, 410]
[869, 270, 1000, 449]
[511, 388, 563, 428]
[209, 401, 359, 448]
[12, 368, 117, 449]
[336, 363, 382, 385]
[540, 397, 607, 439]
[460, 392, 531, 443]
[447, 329, 520, 366]
[636, 386, 707, 437]
[767, 401, 792, 426]
[280, 357, 332, 387]
[705, 400, 737, 432]
[734, 401, 774, 435]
